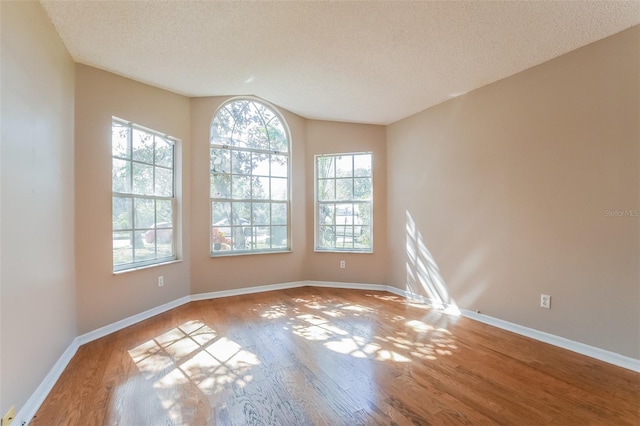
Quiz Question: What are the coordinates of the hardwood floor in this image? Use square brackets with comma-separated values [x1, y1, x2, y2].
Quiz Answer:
[32, 287, 639, 425]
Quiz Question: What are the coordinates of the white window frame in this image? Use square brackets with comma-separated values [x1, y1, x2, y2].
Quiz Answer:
[112, 117, 178, 272]
[314, 152, 373, 253]
[210, 98, 292, 256]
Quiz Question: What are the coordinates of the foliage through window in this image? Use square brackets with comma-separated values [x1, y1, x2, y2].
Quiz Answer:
[210, 99, 290, 254]
[315, 153, 373, 252]
[112, 118, 177, 271]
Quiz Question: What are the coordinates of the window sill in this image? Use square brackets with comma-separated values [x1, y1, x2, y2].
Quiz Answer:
[210, 249, 292, 258]
[314, 249, 373, 254]
[113, 259, 182, 275]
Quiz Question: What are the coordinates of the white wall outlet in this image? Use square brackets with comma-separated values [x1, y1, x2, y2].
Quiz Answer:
[540, 294, 551, 309]
[158, 276, 164, 287]
[340, 260, 346, 269]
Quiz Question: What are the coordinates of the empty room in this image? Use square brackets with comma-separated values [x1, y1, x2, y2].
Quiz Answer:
[1, 1, 639, 425]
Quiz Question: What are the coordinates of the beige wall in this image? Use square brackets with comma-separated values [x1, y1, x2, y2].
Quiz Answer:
[189, 97, 307, 294]
[386, 26, 640, 358]
[3, 5, 637, 416]
[75, 65, 191, 334]
[0, 1, 77, 415]
[305, 120, 388, 284]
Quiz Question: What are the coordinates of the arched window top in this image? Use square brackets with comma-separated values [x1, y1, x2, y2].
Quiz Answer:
[209, 98, 291, 255]
[211, 98, 289, 153]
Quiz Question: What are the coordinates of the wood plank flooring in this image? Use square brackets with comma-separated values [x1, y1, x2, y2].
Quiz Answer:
[32, 287, 639, 425]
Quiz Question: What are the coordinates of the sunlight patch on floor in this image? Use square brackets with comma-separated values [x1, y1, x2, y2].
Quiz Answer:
[128, 320, 261, 419]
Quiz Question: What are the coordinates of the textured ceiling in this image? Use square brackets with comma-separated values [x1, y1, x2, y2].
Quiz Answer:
[40, 1, 639, 125]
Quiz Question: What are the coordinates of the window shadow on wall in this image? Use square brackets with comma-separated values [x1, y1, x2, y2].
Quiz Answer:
[405, 210, 459, 315]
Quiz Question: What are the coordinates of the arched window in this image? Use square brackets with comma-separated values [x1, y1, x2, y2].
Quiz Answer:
[210, 99, 290, 255]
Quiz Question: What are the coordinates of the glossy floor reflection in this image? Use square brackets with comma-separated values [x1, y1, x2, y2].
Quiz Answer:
[33, 287, 639, 425]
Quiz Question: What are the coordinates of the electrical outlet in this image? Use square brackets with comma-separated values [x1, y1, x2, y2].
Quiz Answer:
[2, 406, 15, 426]
[340, 260, 345, 269]
[540, 294, 551, 309]
[158, 276, 164, 287]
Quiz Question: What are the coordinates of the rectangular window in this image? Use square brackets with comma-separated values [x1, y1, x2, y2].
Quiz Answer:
[112, 118, 177, 271]
[315, 152, 373, 252]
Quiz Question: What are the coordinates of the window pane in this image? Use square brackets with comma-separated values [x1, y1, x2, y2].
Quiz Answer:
[156, 199, 173, 226]
[142, 229, 156, 245]
[356, 203, 371, 225]
[134, 230, 155, 261]
[252, 154, 270, 176]
[113, 197, 132, 230]
[252, 176, 269, 199]
[257, 103, 275, 124]
[211, 108, 234, 142]
[336, 225, 354, 248]
[212, 201, 231, 225]
[132, 163, 153, 195]
[317, 156, 335, 179]
[272, 203, 287, 225]
[231, 150, 251, 174]
[112, 159, 131, 193]
[271, 226, 287, 249]
[132, 128, 154, 163]
[232, 175, 251, 199]
[318, 179, 334, 201]
[318, 204, 335, 226]
[354, 154, 372, 177]
[353, 178, 372, 200]
[254, 226, 270, 249]
[157, 237, 173, 258]
[144, 227, 173, 245]
[134, 198, 155, 229]
[155, 137, 173, 167]
[336, 203, 354, 226]
[268, 122, 288, 153]
[245, 104, 269, 150]
[212, 226, 231, 252]
[356, 226, 371, 249]
[336, 155, 353, 178]
[211, 174, 231, 198]
[336, 178, 353, 200]
[229, 227, 248, 250]
[271, 155, 288, 178]
[230, 103, 250, 148]
[112, 123, 130, 158]
[318, 226, 335, 248]
[211, 148, 230, 173]
[232, 202, 251, 225]
[271, 178, 287, 200]
[155, 167, 173, 197]
[113, 231, 133, 265]
[253, 202, 270, 225]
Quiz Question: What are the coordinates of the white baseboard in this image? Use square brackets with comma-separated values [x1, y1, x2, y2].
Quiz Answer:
[190, 281, 304, 301]
[77, 295, 192, 346]
[385, 285, 428, 301]
[305, 280, 387, 291]
[190, 281, 388, 301]
[14, 338, 80, 426]
[16, 281, 640, 425]
[460, 309, 640, 373]
[386, 286, 443, 305]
